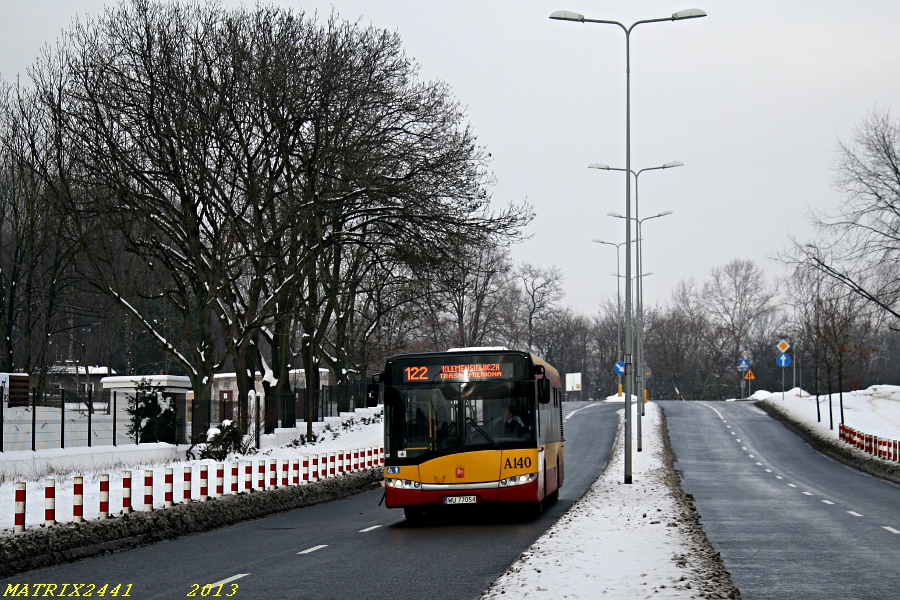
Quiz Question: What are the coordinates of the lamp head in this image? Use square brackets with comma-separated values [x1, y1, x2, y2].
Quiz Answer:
[607, 212, 624, 218]
[550, 10, 585, 22]
[658, 210, 674, 217]
[588, 163, 611, 170]
[672, 8, 707, 20]
[662, 161, 684, 168]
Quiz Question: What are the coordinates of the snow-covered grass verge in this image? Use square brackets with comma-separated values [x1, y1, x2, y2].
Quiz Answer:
[747, 386, 900, 440]
[0, 409, 382, 532]
[480, 402, 740, 600]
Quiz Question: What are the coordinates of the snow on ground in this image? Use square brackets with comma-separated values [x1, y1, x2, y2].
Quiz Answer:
[0, 409, 382, 533]
[746, 386, 900, 441]
[482, 402, 732, 600]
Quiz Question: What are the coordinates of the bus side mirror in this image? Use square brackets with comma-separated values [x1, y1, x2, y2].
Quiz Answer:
[537, 378, 551, 404]
[366, 373, 382, 408]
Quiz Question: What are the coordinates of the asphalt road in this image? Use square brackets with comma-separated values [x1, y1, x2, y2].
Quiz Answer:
[1, 401, 620, 600]
[661, 400, 900, 599]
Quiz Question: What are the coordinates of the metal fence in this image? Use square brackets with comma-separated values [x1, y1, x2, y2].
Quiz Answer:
[1, 382, 372, 453]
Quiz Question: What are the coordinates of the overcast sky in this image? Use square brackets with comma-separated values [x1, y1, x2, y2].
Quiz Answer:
[3, 1, 900, 315]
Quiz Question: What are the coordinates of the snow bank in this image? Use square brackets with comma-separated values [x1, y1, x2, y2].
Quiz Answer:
[747, 385, 900, 440]
[480, 403, 739, 600]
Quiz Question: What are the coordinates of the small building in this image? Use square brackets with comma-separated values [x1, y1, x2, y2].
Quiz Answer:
[48, 362, 115, 395]
[101, 375, 193, 444]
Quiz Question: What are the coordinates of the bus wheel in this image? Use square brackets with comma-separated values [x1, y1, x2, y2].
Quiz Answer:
[404, 506, 426, 523]
[526, 500, 543, 520]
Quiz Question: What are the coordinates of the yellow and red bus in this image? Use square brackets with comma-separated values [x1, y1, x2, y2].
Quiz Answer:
[376, 348, 564, 520]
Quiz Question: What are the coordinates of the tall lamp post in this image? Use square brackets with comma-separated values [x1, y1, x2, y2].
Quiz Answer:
[590, 160, 684, 419]
[592, 239, 637, 397]
[553, 7, 705, 483]
[608, 210, 673, 450]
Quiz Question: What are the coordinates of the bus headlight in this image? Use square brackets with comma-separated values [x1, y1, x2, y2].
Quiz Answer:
[499, 473, 537, 487]
[387, 479, 420, 489]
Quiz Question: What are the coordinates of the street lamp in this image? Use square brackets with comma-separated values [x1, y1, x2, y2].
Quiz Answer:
[607, 210, 673, 450]
[555, 7, 705, 484]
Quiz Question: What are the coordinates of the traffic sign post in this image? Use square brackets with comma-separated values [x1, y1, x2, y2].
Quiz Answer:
[744, 369, 755, 398]
[737, 359, 750, 399]
[777, 353, 791, 401]
[613, 362, 626, 397]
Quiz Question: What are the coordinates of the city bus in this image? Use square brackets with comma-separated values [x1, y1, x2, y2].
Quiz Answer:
[373, 347, 564, 520]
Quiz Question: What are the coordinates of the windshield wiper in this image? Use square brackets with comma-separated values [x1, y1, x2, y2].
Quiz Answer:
[466, 417, 500, 449]
[428, 422, 457, 453]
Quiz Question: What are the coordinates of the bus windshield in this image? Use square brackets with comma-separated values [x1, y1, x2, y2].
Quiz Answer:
[391, 380, 534, 459]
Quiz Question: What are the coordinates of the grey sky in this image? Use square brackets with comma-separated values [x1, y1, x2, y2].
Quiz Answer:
[3, 1, 899, 315]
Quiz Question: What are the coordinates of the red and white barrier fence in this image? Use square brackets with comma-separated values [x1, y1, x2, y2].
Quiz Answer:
[8, 445, 382, 532]
[839, 424, 900, 462]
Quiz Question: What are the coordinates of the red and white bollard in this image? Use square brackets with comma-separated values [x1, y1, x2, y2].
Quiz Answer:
[269, 459, 277, 489]
[345, 451, 351, 473]
[367, 447, 373, 468]
[311, 456, 318, 480]
[144, 470, 153, 512]
[14, 482, 25, 534]
[73, 476, 84, 523]
[292, 459, 299, 485]
[379, 445, 384, 465]
[123, 471, 132, 514]
[282, 460, 289, 487]
[45, 478, 56, 526]
[200, 464, 209, 502]
[165, 468, 174, 507]
[337, 452, 344, 475]
[99, 474, 109, 520]
[302, 457, 310, 483]
[183, 466, 192, 503]
[320, 453, 328, 479]
[257, 460, 265, 490]
[231, 463, 239, 494]
[244, 461, 252, 492]
[353, 449, 359, 471]
[216, 463, 224, 497]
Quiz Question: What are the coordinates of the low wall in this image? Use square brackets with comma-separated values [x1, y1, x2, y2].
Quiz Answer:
[0, 443, 185, 481]
[0, 468, 383, 578]
[756, 399, 900, 485]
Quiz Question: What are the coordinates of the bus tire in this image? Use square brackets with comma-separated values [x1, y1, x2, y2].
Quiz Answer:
[526, 500, 543, 520]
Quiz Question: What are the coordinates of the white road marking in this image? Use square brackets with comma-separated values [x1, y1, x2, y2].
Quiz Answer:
[736, 439, 741, 442]
[731, 432, 736, 435]
[210, 574, 249, 586]
[788, 483, 797, 488]
[742, 447, 747, 450]
[564, 402, 602, 421]
[749, 454, 755, 458]
[803, 492, 813, 496]
[884, 526, 900, 534]
[298, 545, 328, 554]
[755, 462, 763, 466]
[727, 426, 731, 429]
[765, 469, 772, 473]
[359, 525, 382, 532]
[699, 403, 725, 420]
[776, 476, 783, 479]
[847, 511, 863, 517]
[822, 500, 834, 505]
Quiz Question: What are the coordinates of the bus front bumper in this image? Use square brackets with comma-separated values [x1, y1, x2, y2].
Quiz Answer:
[384, 480, 539, 508]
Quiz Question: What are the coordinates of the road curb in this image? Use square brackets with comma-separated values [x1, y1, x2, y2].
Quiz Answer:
[755, 399, 900, 485]
[0, 468, 383, 578]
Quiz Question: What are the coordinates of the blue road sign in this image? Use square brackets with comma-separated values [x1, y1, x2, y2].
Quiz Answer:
[738, 359, 750, 371]
[777, 353, 791, 368]
[614, 361, 626, 376]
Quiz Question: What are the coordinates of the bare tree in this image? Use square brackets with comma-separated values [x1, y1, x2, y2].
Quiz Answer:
[517, 263, 564, 351]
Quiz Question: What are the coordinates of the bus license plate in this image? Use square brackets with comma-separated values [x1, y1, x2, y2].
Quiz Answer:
[444, 495, 477, 505]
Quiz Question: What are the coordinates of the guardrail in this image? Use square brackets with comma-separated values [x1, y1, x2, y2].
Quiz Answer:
[839, 424, 899, 461]
[9, 445, 384, 534]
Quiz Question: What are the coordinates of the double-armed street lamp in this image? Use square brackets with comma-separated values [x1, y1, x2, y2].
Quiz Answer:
[552, 6, 705, 483]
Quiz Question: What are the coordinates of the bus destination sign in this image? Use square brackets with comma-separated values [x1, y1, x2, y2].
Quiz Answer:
[402, 362, 514, 383]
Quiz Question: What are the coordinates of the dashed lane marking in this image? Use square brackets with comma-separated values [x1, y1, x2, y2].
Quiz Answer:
[749, 454, 755, 458]
[742, 447, 747, 450]
[731, 432, 736, 435]
[884, 527, 900, 534]
[788, 484, 797, 488]
[359, 525, 382, 532]
[822, 500, 835, 505]
[803, 492, 813, 496]
[776, 476, 783, 480]
[298, 545, 328, 555]
[210, 574, 249, 586]
[755, 462, 763, 466]
[765, 469, 772, 473]
[727, 426, 731, 429]
[564, 402, 602, 421]
[847, 511, 863, 517]
[736, 439, 741, 442]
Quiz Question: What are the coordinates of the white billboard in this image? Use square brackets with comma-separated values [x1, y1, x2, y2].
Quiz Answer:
[565, 372, 582, 392]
